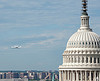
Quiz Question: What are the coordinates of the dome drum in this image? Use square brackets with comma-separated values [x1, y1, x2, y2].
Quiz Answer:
[62, 54, 100, 66]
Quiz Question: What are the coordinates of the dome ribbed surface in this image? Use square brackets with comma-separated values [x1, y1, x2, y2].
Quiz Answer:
[67, 30, 100, 48]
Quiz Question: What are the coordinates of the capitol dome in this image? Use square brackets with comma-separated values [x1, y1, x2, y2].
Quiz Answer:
[59, 0, 100, 81]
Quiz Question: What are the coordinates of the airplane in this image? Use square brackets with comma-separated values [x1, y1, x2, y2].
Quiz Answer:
[11, 45, 21, 49]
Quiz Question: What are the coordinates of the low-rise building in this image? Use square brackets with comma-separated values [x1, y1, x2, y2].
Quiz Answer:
[0, 78, 28, 81]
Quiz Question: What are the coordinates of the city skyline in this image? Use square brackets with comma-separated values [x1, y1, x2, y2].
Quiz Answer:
[0, 70, 59, 80]
[0, 0, 100, 70]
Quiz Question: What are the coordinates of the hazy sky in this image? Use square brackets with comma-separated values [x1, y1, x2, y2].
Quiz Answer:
[0, 0, 100, 71]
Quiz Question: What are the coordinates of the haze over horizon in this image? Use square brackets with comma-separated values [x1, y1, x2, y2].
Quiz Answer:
[0, 0, 100, 71]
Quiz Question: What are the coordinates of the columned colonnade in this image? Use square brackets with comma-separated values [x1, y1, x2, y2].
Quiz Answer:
[59, 70, 100, 81]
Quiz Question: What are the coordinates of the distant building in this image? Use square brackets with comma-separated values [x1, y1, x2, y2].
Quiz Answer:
[34, 72, 38, 80]
[6, 72, 12, 79]
[12, 73, 19, 78]
[41, 72, 46, 79]
[19, 73, 24, 78]
[0, 71, 59, 80]
[0, 73, 3, 79]
[0, 78, 28, 81]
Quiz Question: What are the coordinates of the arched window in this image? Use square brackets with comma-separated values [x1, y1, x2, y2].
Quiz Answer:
[94, 57, 96, 63]
[95, 42, 96, 45]
[69, 57, 71, 63]
[78, 57, 80, 63]
[89, 42, 91, 45]
[86, 42, 87, 45]
[98, 58, 99, 63]
[67, 56, 68, 63]
[97, 42, 99, 47]
[82, 57, 84, 63]
[72, 57, 73, 63]
[75, 57, 76, 63]
[92, 42, 93, 45]
[83, 42, 84, 45]
[86, 57, 88, 63]
[69, 58, 70, 63]
[90, 57, 92, 63]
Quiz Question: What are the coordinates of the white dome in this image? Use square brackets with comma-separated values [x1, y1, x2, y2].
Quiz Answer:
[67, 30, 100, 48]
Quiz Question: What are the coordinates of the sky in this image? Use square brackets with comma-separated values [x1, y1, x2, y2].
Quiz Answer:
[0, 0, 100, 71]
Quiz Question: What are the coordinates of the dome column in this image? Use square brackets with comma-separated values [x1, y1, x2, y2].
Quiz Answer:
[70, 71, 72, 81]
[64, 71, 66, 81]
[65, 71, 67, 81]
[59, 70, 62, 81]
[62, 71, 65, 81]
[80, 56, 82, 63]
[99, 71, 100, 81]
[85, 71, 87, 81]
[81, 71, 83, 81]
[92, 57, 94, 64]
[94, 71, 96, 81]
[97, 71, 99, 81]
[62, 71, 64, 81]
[67, 71, 69, 81]
[88, 56, 90, 64]
[89, 71, 91, 81]
[76, 71, 79, 81]
[96, 57, 98, 64]
[85, 56, 86, 64]
[73, 71, 75, 81]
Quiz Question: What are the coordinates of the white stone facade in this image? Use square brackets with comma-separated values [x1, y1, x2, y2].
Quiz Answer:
[59, 0, 100, 81]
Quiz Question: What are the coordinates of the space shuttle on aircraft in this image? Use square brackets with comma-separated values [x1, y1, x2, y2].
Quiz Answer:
[11, 45, 21, 49]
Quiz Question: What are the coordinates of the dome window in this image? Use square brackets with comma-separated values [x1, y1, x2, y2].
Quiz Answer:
[92, 42, 93, 45]
[75, 57, 76, 63]
[72, 57, 73, 63]
[90, 57, 92, 63]
[83, 42, 84, 45]
[69, 58, 70, 63]
[94, 58, 96, 63]
[78, 57, 80, 63]
[99, 41, 100, 47]
[97, 42, 99, 46]
[86, 42, 87, 45]
[82, 57, 84, 63]
[95, 42, 96, 45]
[98, 58, 100, 63]
[89, 42, 91, 45]
[86, 57, 88, 63]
